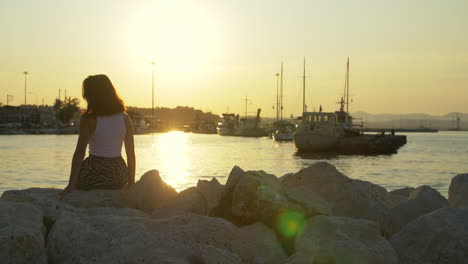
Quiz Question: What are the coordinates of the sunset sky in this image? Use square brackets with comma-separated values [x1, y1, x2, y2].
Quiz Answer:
[1, 0, 467, 117]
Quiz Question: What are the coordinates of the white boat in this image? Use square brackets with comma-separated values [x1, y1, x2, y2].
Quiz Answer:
[293, 110, 353, 151]
[272, 122, 295, 141]
[217, 113, 238, 136]
[293, 58, 355, 151]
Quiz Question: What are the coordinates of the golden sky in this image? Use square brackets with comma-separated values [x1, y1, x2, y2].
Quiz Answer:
[1, 0, 467, 116]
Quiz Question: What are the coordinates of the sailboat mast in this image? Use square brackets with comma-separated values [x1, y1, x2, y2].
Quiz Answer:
[280, 62, 284, 121]
[275, 73, 280, 121]
[303, 58, 306, 114]
[346, 57, 350, 113]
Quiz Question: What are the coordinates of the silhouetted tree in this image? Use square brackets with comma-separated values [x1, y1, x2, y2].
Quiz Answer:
[54, 97, 81, 125]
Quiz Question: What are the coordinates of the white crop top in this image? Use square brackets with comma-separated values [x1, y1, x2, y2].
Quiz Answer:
[89, 113, 126, 157]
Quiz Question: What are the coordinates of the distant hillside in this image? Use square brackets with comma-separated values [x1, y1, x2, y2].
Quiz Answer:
[351, 111, 467, 130]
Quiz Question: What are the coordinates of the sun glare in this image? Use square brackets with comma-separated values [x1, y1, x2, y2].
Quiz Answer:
[128, 1, 222, 71]
[156, 131, 191, 190]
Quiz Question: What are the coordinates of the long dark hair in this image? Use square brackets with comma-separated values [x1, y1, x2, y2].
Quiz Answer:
[82, 74, 126, 117]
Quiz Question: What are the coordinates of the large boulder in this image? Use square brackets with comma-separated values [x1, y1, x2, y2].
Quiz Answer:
[213, 167, 289, 226]
[0, 201, 47, 264]
[127, 170, 178, 213]
[295, 216, 399, 264]
[283, 186, 331, 217]
[1, 188, 78, 221]
[61, 189, 130, 208]
[47, 213, 245, 263]
[281, 162, 392, 235]
[390, 185, 450, 235]
[231, 222, 287, 264]
[449, 173, 468, 208]
[391, 207, 468, 264]
[197, 177, 224, 214]
[152, 187, 207, 219]
[388, 187, 415, 208]
[213, 165, 330, 226]
[0, 188, 144, 223]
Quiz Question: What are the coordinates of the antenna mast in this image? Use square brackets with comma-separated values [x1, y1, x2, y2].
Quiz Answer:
[244, 96, 249, 118]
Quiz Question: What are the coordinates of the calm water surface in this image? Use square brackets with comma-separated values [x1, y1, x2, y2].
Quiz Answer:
[1, 131, 467, 196]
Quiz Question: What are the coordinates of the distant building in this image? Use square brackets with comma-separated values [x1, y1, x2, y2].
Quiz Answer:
[0, 105, 56, 126]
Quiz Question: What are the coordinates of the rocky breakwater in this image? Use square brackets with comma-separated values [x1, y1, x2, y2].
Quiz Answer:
[1, 163, 467, 264]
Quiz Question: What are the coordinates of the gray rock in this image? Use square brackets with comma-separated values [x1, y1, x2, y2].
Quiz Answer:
[281, 162, 392, 235]
[231, 222, 287, 264]
[283, 186, 331, 217]
[127, 170, 178, 213]
[389, 187, 415, 198]
[61, 189, 131, 208]
[47, 213, 243, 264]
[391, 207, 468, 264]
[0, 201, 47, 264]
[231, 170, 289, 225]
[152, 187, 208, 219]
[390, 185, 450, 235]
[197, 177, 224, 214]
[284, 252, 315, 264]
[449, 173, 468, 207]
[295, 216, 399, 264]
[1, 188, 79, 221]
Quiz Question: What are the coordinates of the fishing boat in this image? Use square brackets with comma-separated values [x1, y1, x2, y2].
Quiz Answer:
[293, 58, 406, 154]
[234, 108, 267, 137]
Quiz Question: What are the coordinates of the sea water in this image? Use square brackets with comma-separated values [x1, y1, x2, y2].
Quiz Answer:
[1, 131, 467, 197]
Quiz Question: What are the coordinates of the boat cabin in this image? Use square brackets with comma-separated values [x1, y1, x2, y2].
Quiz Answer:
[302, 112, 337, 123]
[301, 111, 353, 130]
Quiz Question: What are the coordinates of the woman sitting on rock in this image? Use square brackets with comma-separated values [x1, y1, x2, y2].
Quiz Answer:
[60, 74, 135, 198]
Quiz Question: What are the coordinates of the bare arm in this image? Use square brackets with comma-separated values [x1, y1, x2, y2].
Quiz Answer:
[124, 113, 136, 187]
[60, 116, 90, 198]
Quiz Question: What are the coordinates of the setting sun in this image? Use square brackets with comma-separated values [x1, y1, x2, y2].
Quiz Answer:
[127, 0, 223, 71]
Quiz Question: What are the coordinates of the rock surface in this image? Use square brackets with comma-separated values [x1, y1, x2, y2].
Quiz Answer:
[231, 222, 287, 264]
[0, 201, 47, 264]
[388, 187, 415, 208]
[391, 207, 468, 264]
[152, 187, 207, 219]
[295, 216, 399, 264]
[47, 212, 285, 264]
[281, 162, 392, 235]
[390, 185, 450, 235]
[126, 170, 178, 213]
[1, 188, 79, 221]
[449, 173, 468, 207]
[197, 177, 224, 214]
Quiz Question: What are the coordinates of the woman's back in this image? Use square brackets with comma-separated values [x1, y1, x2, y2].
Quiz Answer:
[89, 113, 126, 158]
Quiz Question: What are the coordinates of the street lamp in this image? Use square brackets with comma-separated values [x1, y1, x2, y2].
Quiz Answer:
[23, 71, 29, 106]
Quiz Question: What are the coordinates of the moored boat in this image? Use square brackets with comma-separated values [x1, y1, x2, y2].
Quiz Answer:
[293, 58, 407, 154]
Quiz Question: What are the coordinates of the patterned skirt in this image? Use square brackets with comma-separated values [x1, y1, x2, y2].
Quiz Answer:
[77, 155, 129, 190]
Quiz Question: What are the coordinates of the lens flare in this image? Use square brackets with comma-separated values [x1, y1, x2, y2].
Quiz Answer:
[277, 210, 306, 238]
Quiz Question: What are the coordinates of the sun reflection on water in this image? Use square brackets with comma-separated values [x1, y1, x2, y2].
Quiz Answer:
[154, 131, 191, 190]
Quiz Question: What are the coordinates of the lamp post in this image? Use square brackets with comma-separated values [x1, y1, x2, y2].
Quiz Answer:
[23, 71, 29, 106]
[150, 61, 156, 121]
